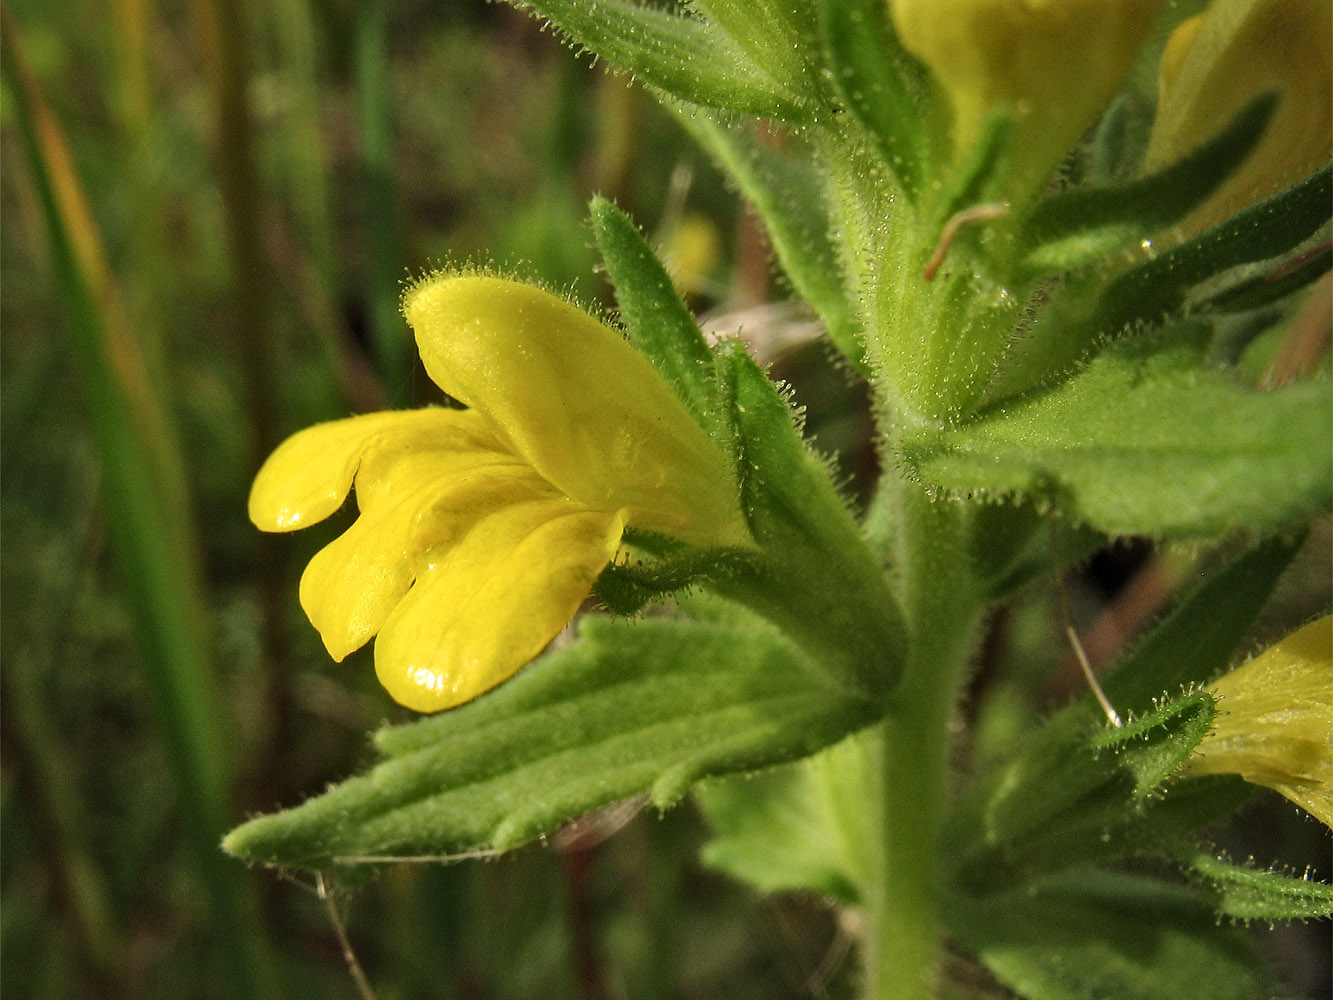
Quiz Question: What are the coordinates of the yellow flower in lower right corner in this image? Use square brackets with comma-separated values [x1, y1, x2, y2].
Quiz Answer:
[1183, 616, 1333, 828]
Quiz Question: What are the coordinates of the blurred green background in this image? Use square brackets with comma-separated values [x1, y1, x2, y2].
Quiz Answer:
[1, 1, 1327, 998]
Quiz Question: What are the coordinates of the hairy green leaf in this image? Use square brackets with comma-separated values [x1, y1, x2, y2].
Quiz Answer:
[223, 613, 873, 871]
[711, 340, 906, 697]
[906, 332, 1332, 538]
[1016, 94, 1278, 276]
[946, 540, 1299, 894]
[504, 0, 810, 120]
[696, 745, 863, 905]
[1189, 852, 1333, 922]
[689, 0, 822, 111]
[952, 870, 1277, 1000]
[966, 500, 1106, 601]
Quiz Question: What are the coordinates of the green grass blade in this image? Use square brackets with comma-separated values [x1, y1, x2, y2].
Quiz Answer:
[1, 12, 272, 998]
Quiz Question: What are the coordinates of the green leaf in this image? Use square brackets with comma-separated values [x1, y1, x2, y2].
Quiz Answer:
[588, 197, 724, 441]
[815, 0, 929, 199]
[1096, 164, 1333, 333]
[710, 340, 907, 697]
[951, 869, 1278, 1000]
[689, 0, 823, 111]
[946, 540, 1299, 894]
[673, 109, 862, 366]
[223, 613, 874, 871]
[1016, 94, 1278, 276]
[1188, 852, 1333, 922]
[1092, 691, 1216, 799]
[905, 330, 1333, 538]
[695, 744, 863, 905]
[504, 0, 810, 120]
[948, 692, 1226, 894]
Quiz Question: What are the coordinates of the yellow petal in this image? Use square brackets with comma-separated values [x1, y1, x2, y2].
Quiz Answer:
[248, 408, 497, 531]
[298, 454, 547, 660]
[1145, 0, 1333, 236]
[402, 275, 750, 549]
[891, 0, 1164, 197]
[1186, 616, 1333, 828]
[373, 497, 624, 712]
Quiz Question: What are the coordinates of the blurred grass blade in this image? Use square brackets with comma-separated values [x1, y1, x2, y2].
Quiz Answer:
[273, 0, 337, 296]
[355, 0, 411, 404]
[1, 8, 271, 998]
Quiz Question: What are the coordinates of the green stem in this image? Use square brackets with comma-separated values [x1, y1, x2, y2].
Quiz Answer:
[861, 476, 983, 1000]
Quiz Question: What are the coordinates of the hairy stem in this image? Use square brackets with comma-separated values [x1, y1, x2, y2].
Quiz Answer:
[861, 476, 983, 1000]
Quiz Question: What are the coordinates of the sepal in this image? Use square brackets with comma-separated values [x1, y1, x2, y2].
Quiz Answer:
[589, 197, 727, 441]
[948, 691, 1227, 895]
[1094, 164, 1332, 334]
[593, 534, 754, 615]
[1187, 851, 1333, 922]
[710, 339, 908, 698]
[929, 106, 1015, 230]
[945, 539, 1299, 894]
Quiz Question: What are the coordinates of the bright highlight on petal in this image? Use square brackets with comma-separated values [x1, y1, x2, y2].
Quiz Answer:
[1184, 616, 1333, 829]
[249, 275, 750, 713]
[375, 499, 624, 713]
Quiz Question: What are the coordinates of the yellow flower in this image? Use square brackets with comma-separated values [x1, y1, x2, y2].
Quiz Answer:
[890, 0, 1164, 198]
[1144, 0, 1333, 237]
[1184, 616, 1332, 828]
[249, 275, 750, 713]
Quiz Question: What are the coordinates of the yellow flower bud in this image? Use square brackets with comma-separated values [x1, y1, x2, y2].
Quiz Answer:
[890, 0, 1164, 196]
[1144, 0, 1333, 237]
[250, 275, 750, 713]
[1184, 616, 1332, 828]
